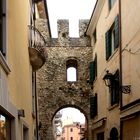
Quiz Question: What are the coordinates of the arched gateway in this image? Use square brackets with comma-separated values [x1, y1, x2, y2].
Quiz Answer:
[52, 106, 87, 139]
[36, 19, 94, 140]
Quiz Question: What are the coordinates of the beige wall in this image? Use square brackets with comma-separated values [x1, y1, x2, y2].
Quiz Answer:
[122, 114, 140, 140]
[87, 0, 119, 139]
[121, 0, 140, 105]
[87, 0, 120, 139]
[87, 0, 140, 139]
[0, 0, 34, 140]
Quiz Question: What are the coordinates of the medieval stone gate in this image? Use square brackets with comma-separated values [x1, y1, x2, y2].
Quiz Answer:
[36, 19, 94, 140]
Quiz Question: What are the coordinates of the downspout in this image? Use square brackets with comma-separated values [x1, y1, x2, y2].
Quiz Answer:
[33, 1, 39, 139]
[118, 0, 123, 140]
[118, 0, 122, 109]
[35, 72, 39, 140]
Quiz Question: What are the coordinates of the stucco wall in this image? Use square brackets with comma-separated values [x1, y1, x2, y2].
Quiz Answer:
[5, 0, 33, 139]
[86, 0, 120, 139]
[121, 0, 140, 106]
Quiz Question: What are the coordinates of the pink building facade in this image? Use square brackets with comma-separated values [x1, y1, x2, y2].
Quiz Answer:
[61, 123, 85, 140]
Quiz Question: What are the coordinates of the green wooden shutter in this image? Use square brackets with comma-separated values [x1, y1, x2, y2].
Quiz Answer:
[108, 0, 111, 10]
[89, 61, 95, 83]
[114, 15, 119, 49]
[94, 94, 97, 116]
[90, 95, 97, 119]
[95, 54, 97, 77]
[105, 30, 112, 60]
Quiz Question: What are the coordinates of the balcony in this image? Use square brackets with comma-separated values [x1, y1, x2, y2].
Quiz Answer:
[28, 25, 48, 71]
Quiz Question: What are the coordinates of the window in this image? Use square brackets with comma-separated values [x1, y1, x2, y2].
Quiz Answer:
[23, 125, 29, 140]
[110, 70, 119, 106]
[105, 15, 119, 60]
[70, 137, 73, 140]
[110, 127, 118, 140]
[0, 0, 6, 57]
[70, 128, 73, 132]
[90, 94, 97, 118]
[0, 114, 11, 140]
[89, 54, 97, 83]
[108, 0, 116, 10]
[93, 28, 97, 43]
[97, 132, 104, 140]
[66, 59, 78, 82]
[67, 67, 77, 82]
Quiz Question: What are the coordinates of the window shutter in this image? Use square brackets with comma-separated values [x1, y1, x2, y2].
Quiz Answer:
[90, 95, 97, 119]
[105, 30, 112, 60]
[114, 15, 119, 49]
[95, 54, 97, 77]
[89, 61, 95, 83]
[108, 0, 111, 10]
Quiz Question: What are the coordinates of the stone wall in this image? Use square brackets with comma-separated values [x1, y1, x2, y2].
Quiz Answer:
[36, 19, 93, 140]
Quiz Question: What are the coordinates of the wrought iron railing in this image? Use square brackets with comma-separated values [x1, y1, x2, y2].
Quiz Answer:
[28, 25, 48, 70]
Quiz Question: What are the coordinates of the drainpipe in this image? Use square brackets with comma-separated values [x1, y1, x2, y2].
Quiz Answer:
[118, 0, 122, 109]
[32, 1, 39, 139]
[35, 71, 39, 140]
[118, 0, 123, 140]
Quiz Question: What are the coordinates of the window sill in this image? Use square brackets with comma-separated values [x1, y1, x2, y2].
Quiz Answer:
[0, 52, 11, 74]
[108, 103, 119, 111]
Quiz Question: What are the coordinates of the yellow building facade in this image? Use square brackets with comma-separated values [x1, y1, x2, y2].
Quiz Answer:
[86, 0, 140, 139]
[0, 0, 48, 139]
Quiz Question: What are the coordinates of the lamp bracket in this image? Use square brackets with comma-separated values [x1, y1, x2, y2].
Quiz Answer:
[121, 85, 131, 94]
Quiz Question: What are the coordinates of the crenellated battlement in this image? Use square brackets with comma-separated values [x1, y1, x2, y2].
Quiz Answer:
[57, 19, 89, 38]
[36, 19, 91, 47]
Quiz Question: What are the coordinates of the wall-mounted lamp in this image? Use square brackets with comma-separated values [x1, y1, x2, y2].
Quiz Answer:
[18, 109, 25, 117]
[103, 70, 131, 94]
[103, 70, 113, 87]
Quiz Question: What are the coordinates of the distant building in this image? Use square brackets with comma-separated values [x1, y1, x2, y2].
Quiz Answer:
[61, 123, 85, 140]
[62, 117, 74, 127]
[53, 111, 62, 139]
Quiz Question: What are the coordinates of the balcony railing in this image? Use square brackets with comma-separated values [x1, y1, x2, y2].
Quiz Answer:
[28, 25, 48, 71]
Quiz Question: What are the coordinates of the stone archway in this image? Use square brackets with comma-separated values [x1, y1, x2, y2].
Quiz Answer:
[37, 84, 91, 140]
[36, 19, 93, 140]
[52, 105, 88, 140]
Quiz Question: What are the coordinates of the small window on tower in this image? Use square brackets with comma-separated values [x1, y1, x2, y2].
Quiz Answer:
[67, 67, 77, 82]
[66, 59, 78, 82]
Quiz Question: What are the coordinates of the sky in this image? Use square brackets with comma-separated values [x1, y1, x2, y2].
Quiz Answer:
[47, 0, 96, 37]
[60, 107, 85, 124]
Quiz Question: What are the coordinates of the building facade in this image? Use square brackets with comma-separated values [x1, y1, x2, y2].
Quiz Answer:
[0, 0, 48, 139]
[62, 124, 81, 140]
[86, 0, 140, 139]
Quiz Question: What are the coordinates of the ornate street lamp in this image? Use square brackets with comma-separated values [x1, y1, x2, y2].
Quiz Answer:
[103, 70, 113, 87]
[103, 70, 131, 94]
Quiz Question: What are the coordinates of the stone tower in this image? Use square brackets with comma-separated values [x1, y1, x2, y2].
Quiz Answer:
[36, 19, 93, 140]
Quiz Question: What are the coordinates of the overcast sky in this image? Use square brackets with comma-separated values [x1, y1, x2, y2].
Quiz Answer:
[47, 0, 96, 37]
[61, 107, 85, 124]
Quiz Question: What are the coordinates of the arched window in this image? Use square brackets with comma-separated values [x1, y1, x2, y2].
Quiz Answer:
[110, 127, 118, 140]
[67, 67, 77, 81]
[66, 59, 78, 82]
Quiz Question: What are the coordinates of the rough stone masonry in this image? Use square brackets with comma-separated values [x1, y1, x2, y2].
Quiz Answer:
[36, 19, 93, 140]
